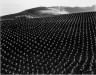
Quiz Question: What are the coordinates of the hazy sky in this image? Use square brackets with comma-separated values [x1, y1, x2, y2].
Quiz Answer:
[0, 0, 96, 16]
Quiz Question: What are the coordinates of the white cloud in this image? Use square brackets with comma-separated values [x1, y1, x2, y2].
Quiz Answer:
[0, 0, 96, 16]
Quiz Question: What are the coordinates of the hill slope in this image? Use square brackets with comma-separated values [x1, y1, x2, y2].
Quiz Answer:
[1, 5, 96, 20]
[1, 12, 96, 74]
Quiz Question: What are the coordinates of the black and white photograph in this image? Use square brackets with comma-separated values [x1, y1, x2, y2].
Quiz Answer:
[0, 0, 96, 74]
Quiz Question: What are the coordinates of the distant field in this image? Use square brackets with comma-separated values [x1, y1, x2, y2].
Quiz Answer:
[1, 12, 96, 74]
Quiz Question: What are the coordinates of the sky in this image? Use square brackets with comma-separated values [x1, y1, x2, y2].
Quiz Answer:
[0, 0, 96, 16]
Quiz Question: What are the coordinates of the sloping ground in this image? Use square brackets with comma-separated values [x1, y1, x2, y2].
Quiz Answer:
[1, 12, 96, 74]
[1, 7, 60, 20]
[1, 5, 96, 20]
